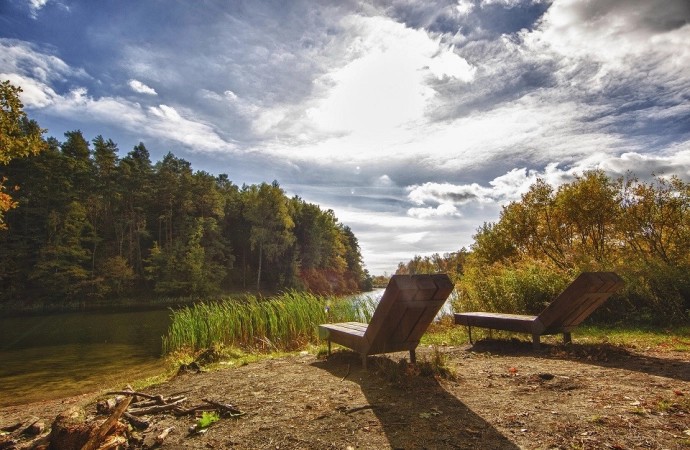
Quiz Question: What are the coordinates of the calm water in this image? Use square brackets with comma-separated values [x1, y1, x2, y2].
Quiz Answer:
[0, 309, 171, 407]
[0, 288, 446, 407]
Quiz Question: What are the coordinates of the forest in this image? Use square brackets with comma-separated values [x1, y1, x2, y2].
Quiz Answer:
[397, 170, 690, 324]
[0, 82, 371, 308]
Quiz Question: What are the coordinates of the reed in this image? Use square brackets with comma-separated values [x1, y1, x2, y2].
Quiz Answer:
[162, 291, 377, 355]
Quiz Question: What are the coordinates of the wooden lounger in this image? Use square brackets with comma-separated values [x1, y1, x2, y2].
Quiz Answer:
[319, 274, 454, 368]
[454, 272, 624, 350]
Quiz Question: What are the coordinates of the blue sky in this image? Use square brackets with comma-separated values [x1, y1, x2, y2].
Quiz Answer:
[2, 0, 689, 275]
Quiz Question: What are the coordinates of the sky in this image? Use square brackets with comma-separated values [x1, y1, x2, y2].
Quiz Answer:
[1, 0, 689, 275]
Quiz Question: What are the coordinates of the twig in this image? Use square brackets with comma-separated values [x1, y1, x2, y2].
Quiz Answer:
[201, 399, 245, 416]
[122, 412, 149, 430]
[133, 395, 186, 408]
[155, 426, 174, 444]
[340, 363, 351, 382]
[127, 397, 187, 416]
[173, 405, 217, 416]
[106, 391, 165, 403]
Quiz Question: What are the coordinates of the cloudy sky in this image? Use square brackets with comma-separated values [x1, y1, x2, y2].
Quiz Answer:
[1, 0, 689, 274]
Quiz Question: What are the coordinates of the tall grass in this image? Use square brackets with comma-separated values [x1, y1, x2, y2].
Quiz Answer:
[162, 291, 377, 355]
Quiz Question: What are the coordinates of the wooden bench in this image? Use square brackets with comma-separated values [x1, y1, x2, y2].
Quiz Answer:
[454, 272, 624, 350]
[319, 274, 454, 368]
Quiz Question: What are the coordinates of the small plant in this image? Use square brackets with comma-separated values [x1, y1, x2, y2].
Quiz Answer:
[630, 407, 646, 416]
[586, 414, 604, 424]
[196, 411, 220, 430]
[418, 346, 457, 380]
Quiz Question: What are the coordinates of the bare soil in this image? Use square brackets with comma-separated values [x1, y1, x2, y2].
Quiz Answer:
[2, 340, 690, 449]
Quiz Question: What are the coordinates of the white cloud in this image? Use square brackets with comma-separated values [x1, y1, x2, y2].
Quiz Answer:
[456, 0, 475, 16]
[397, 232, 428, 244]
[28, 0, 49, 18]
[408, 204, 461, 218]
[128, 79, 157, 95]
[294, 15, 474, 138]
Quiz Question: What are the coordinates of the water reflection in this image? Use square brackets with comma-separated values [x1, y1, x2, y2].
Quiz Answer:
[0, 309, 171, 407]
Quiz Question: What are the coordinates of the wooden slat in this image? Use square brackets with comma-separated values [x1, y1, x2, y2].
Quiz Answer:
[454, 272, 624, 347]
[454, 312, 536, 333]
[318, 274, 454, 362]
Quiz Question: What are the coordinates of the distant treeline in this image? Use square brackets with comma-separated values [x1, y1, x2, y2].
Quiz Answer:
[0, 130, 372, 305]
[397, 170, 690, 324]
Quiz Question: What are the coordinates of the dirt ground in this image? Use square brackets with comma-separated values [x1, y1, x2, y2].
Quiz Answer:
[2, 339, 690, 449]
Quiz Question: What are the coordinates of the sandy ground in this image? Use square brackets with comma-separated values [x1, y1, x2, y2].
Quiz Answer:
[2, 339, 690, 449]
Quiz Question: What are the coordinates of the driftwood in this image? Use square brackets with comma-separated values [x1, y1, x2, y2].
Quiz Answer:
[201, 399, 245, 416]
[106, 390, 165, 402]
[173, 405, 217, 416]
[122, 412, 149, 430]
[127, 397, 187, 416]
[82, 395, 132, 450]
[130, 395, 186, 409]
[155, 426, 174, 444]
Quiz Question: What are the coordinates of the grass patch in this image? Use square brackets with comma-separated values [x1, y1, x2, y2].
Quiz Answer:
[575, 324, 690, 350]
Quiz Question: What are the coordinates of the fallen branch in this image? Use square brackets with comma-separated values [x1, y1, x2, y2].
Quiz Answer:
[82, 396, 132, 450]
[340, 363, 351, 382]
[106, 391, 164, 403]
[201, 399, 245, 416]
[127, 397, 187, 416]
[131, 395, 186, 409]
[122, 412, 149, 430]
[155, 426, 174, 445]
[173, 405, 217, 417]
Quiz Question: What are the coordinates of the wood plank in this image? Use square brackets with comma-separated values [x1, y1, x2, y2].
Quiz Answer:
[319, 274, 454, 362]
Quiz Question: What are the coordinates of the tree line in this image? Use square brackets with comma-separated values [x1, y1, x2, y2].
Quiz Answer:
[397, 170, 690, 324]
[0, 83, 371, 306]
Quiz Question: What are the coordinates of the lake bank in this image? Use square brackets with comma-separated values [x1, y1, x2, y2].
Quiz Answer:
[2, 343, 689, 449]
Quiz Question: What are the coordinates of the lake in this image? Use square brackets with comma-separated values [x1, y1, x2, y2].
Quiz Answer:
[0, 309, 171, 407]
[0, 290, 388, 407]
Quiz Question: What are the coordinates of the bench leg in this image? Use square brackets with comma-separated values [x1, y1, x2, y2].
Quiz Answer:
[327, 340, 331, 356]
[409, 349, 416, 364]
[362, 354, 367, 369]
[467, 326, 473, 344]
[563, 332, 572, 345]
[532, 334, 541, 351]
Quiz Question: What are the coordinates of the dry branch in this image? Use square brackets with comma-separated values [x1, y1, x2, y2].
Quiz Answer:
[81, 396, 131, 450]
[122, 412, 149, 430]
[201, 399, 245, 416]
[127, 397, 187, 416]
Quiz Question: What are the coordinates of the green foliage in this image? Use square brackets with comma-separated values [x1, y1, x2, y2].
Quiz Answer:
[453, 261, 569, 315]
[395, 250, 468, 280]
[196, 411, 220, 429]
[0, 104, 370, 305]
[444, 170, 690, 323]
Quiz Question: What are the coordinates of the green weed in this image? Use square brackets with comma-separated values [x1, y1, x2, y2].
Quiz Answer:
[196, 411, 220, 429]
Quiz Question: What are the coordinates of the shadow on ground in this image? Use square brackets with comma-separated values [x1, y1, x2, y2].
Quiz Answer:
[313, 351, 520, 450]
[466, 338, 690, 382]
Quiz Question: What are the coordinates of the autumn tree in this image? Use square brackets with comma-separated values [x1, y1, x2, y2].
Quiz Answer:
[0, 81, 46, 229]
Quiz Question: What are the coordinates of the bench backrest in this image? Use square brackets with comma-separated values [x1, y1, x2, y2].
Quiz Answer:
[538, 272, 624, 333]
[364, 274, 454, 355]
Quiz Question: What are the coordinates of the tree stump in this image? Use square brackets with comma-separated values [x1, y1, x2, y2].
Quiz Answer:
[49, 407, 93, 450]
